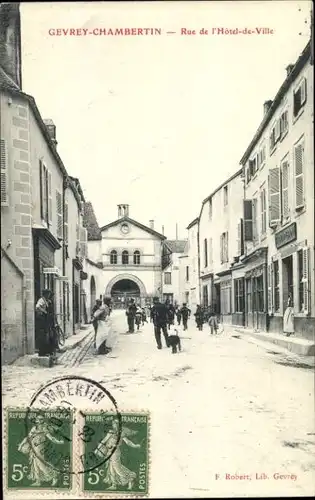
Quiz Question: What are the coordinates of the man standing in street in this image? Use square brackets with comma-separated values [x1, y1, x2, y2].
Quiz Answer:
[150, 296, 170, 349]
[180, 303, 191, 331]
[126, 298, 137, 333]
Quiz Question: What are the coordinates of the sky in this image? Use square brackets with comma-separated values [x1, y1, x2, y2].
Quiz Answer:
[20, 1, 312, 239]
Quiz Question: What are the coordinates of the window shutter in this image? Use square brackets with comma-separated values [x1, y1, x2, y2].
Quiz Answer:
[237, 222, 241, 255]
[300, 78, 307, 105]
[294, 142, 304, 209]
[252, 198, 258, 241]
[281, 161, 289, 220]
[268, 167, 281, 226]
[244, 200, 253, 241]
[64, 201, 69, 244]
[56, 190, 63, 238]
[268, 263, 274, 314]
[275, 120, 281, 141]
[80, 226, 87, 258]
[39, 161, 44, 219]
[302, 247, 309, 314]
[0, 139, 8, 206]
[226, 232, 229, 263]
[48, 171, 52, 224]
[209, 237, 213, 266]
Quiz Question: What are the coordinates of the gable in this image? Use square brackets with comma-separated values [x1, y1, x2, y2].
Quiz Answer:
[100, 217, 165, 240]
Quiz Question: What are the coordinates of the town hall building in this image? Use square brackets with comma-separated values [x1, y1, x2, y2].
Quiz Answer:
[83, 204, 186, 315]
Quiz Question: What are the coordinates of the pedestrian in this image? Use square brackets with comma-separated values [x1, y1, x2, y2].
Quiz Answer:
[91, 297, 110, 350]
[283, 294, 294, 336]
[208, 311, 218, 335]
[194, 305, 204, 330]
[47, 291, 59, 359]
[35, 289, 55, 363]
[165, 300, 175, 329]
[126, 299, 137, 333]
[91, 299, 102, 345]
[135, 306, 142, 331]
[180, 303, 191, 331]
[150, 296, 170, 350]
[141, 307, 148, 325]
[175, 307, 182, 326]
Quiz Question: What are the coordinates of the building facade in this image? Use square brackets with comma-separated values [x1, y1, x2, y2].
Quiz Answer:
[178, 218, 199, 311]
[198, 170, 244, 323]
[239, 41, 314, 338]
[161, 239, 187, 305]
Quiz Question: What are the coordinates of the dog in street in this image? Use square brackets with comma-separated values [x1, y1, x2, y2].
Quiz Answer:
[167, 327, 181, 354]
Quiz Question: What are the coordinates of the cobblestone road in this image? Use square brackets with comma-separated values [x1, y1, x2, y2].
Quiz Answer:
[2, 312, 315, 497]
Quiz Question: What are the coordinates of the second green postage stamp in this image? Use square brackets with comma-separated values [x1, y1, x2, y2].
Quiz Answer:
[82, 411, 150, 495]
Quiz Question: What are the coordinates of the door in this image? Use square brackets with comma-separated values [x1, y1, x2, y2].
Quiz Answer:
[282, 256, 294, 308]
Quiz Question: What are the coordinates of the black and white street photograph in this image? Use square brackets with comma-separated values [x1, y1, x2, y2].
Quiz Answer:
[1, 1, 314, 498]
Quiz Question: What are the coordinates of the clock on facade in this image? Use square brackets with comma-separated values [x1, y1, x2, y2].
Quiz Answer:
[121, 223, 130, 234]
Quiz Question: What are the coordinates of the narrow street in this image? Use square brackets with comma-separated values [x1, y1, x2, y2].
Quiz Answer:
[2, 312, 315, 497]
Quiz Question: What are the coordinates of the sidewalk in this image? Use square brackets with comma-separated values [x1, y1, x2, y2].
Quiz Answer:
[229, 324, 315, 357]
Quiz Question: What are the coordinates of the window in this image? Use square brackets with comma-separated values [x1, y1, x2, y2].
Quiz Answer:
[244, 200, 253, 241]
[268, 167, 281, 226]
[56, 190, 63, 238]
[294, 138, 305, 210]
[260, 188, 266, 236]
[249, 156, 257, 177]
[293, 78, 307, 117]
[273, 260, 280, 312]
[204, 238, 208, 267]
[209, 238, 213, 266]
[39, 161, 52, 225]
[186, 266, 189, 282]
[298, 247, 309, 314]
[221, 281, 232, 314]
[209, 198, 212, 220]
[133, 250, 140, 265]
[1, 138, 8, 206]
[220, 232, 229, 263]
[110, 250, 117, 264]
[164, 272, 172, 285]
[252, 198, 258, 242]
[122, 250, 129, 264]
[257, 143, 266, 169]
[269, 120, 281, 152]
[223, 185, 228, 206]
[281, 157, 290, 221]
[234, 278, 244, 313]
[80, 227, 87, 258]
[279, 110, 289, 137]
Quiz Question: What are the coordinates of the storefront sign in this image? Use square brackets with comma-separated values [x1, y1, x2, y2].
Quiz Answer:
[275, 222, 297, 249]
[43, 267, 60, 276]
[57, 276, 69, 281]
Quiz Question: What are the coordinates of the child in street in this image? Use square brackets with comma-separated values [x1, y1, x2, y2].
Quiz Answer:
[208, 312, 218, 335]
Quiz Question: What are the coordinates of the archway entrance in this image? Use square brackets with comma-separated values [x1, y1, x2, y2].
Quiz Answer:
[111, 279, 140, 309]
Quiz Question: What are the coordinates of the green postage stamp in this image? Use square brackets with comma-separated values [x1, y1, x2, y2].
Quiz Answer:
[6, 408, 73, 490]
[82, 412, 150, 495]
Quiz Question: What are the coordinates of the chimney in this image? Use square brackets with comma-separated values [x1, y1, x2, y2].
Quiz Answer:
[0, 3, 22, 88]
[263, 100, 273, 115]
[118, 204, 129, 218]
[149, 220, 154, 229]
[162, 225, 164, 235]
[44, 119, 58, 147]
[285, 64, 294, 76]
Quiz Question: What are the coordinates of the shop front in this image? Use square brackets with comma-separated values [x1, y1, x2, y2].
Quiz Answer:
[215, 271, 232, 324]
[72, 258, 82, 334]
[241, 247, 268, 332]
[231, 261, 245, 327]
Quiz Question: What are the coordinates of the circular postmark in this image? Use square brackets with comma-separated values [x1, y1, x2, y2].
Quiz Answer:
[23, 376, 122, 476]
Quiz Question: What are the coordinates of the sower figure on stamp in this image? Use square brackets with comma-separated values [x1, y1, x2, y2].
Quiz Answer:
[180, 303, 191, 331]
[18, 414, 64, 487]
[150, 296, 170, 349]
[126, 299, 137, 333]
[94, 419, 141, 491]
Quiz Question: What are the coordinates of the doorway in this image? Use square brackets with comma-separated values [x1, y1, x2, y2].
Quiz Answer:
[110, 279, 141, 308]
[282, 256, 294, 308]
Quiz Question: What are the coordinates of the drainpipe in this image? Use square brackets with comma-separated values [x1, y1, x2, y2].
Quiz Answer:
[197, 227, 201, 305]
[62, 177, 67, 335]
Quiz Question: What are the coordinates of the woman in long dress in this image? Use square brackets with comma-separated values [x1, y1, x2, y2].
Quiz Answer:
[91, 298, 109, 348]
[18, 415, 64, 486]
[94, 420, 141, 490]
[283, 294, 294, 336]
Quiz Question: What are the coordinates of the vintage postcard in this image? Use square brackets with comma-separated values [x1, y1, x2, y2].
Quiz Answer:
[1, 1, 314, 498]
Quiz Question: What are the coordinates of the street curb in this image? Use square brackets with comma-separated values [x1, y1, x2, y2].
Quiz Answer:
[233, 328, 315, 356]
[59, 325, 94, 353]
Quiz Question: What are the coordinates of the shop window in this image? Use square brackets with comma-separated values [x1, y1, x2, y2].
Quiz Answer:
[234, 278, 244, 313]
[110, 250, 117, 264]
[273, 260, 280, 312]
[246, 278, 252, 313]
[164, 272, 171, 285]
[221, 281, 232, 314]
[256, 275, 264, 312]
[133, 250, 140, 265]
[122, 250, 129, 264]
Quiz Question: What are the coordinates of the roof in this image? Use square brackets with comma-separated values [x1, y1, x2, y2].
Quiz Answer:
[202, 168, 243, 206]
[83, 202, 102, 241]
[69, 176, 85, 203]
[0, 65, 20, 91]
[240, 40, 311, 165]
[186, 217, 199, 230]
[99, 216, 166, 240]
[164, 239, 188, 253]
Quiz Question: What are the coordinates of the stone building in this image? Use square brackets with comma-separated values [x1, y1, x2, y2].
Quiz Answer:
[239, 41, 314, 338]
[161, 239, 187, 305]
[178, 217, 199, 312]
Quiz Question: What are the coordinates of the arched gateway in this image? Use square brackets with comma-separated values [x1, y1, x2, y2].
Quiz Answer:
[105, 274, 147, 309]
